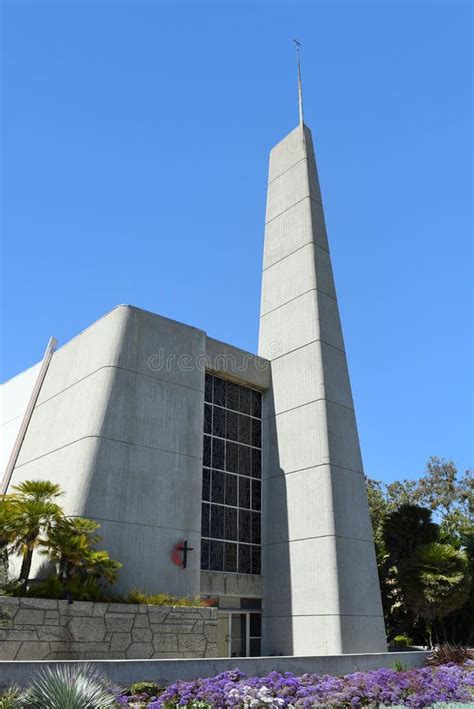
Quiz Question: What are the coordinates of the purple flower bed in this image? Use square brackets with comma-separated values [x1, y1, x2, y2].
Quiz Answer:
[115, 663, 474, 708]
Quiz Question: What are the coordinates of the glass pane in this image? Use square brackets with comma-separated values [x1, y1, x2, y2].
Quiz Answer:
[239, 446, 251, 476]
[251, 390, 262, 418]
[210, 504, 224, 539]
[201, 503, 210, 537]
[200, 539, 209, 570]
[239, 509, 251, 543]
[203, 436, 211, 468]
[225, 473, 238, 507]
[212, 469, 225, 504]
[224, 507, 237, 541]
[226, 441, 239, 473]
[251, 547, 261, 575]
[224, 542, 237, 572]
[251, 418, 261, 448]
[230, 613, 246, 657]
[205, 375, 213, 403]
[225, 410, 239, 441]
[213, 406, 225, 438]
[249, 638, 261, 657]
[239, 415, 251, 445]
[239, 386, 250, 415]
[212, 438, 225, 470]
[249, 613, 261, 637]
[251, 511, 261, 544]
[214, 377, 226, 407]
[226, 382, 239, 411]
[239, 477, 251, 509]
[209, 540, 224, 571]
[204, 403, 212, 434]
[202, 468, 210, 501]
[238, 543, 251, 574]
[251, 449, 261, 478]
[251, 479, 261, 511]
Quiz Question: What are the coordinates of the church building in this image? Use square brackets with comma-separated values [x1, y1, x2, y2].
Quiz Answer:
[1, 66, 387, 658]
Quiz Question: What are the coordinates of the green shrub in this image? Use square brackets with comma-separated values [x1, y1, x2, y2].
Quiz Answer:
[393, 634, 413, 647]
[26, 575, 105, 602]
[124, 588, 206, 607]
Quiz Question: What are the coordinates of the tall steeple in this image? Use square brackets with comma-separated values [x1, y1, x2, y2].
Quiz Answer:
[258, 59, 386, 655]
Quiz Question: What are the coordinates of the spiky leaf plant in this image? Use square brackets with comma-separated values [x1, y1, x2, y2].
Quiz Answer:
[428, 642, 474, 666]
[22, 664, 117, 708]
[0, 686, 22, 709]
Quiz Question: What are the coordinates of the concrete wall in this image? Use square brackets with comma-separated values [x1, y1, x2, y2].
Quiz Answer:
[4, 305, 269, 599]
[0, 597, 217, 661]
[0, 362, 41, 478]
[0, 651, 430, 689]
[258, 124, 387, 655]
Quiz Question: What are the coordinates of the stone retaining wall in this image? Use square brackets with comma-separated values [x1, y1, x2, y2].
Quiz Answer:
[0, 597, 217, 660]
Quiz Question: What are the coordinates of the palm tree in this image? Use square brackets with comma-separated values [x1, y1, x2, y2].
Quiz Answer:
[8, 480, 64, 590]
[398, 542, 471, 647]
[43, 517, 101, 583]
[0, 495, 17, 586]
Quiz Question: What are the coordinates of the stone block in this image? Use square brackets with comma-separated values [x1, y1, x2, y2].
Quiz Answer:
[203, 623, 217, 642]
[105, 615, 134, 633]
[16, 642, 50, 660]
[58, 600, 94, 616]
[148, 608, 169, 624]
[20, 598, 57, 610]
[0, 629, 38, 641]
[93, 603, 109, 616]
[0, 597, 20, 608]
[160, 622, 193, 633]
[37, 626, 73, 641]
[107, 603, 138, 614]
[205, 642, 218, 657]
[15, 609, 45, 625]
[44, 611, 60, 624]
[152, 633, 178, 652]
[110, 633, 132, 651]
[133, 614, 150, 628]
[132, 628, 152, 642]
[178, 634, 206, 652]
[0, 641, 20, 659]
[126, 642, 153, 659]
[69, 617, 106, 642]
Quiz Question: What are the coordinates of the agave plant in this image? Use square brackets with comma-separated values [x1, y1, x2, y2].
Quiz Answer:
[22, 664, 118, 708]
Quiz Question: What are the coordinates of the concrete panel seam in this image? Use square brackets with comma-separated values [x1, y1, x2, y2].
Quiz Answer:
[263, 396, 355, 421]
[268, 156, 317, 186]
[72, 516, 201, 534]
[14, 434, 203, 470]
[264, 461, 364, 480]
[260, 287, 337, 320]
[265, 196, 322, 227]
[263, 336, 345, 364]
[263, 241, 329, 273]
[263, 533, 375, 547]
[35, 365, 204, 412]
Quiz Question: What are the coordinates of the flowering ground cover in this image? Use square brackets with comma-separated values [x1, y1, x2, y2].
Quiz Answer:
[115, 663, 474, 708]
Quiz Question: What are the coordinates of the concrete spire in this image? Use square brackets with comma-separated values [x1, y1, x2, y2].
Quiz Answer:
[294, 39, 304, 125]
[259, 118, 387, 655]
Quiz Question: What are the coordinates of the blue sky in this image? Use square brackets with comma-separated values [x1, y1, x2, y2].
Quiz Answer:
[1, 1, 472, 483]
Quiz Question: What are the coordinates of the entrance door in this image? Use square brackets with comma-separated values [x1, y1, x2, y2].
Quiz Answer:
[217, 611, 262, 657]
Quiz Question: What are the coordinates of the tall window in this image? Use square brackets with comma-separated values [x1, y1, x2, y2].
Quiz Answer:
[201, 373, 262, 575]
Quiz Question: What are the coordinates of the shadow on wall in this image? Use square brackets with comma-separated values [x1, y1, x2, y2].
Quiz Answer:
[79, 306, 204, 598]
[262, 370, 293, 656]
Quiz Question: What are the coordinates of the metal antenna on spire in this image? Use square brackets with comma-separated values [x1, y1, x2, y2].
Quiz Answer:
[294, 39, 304, 125]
